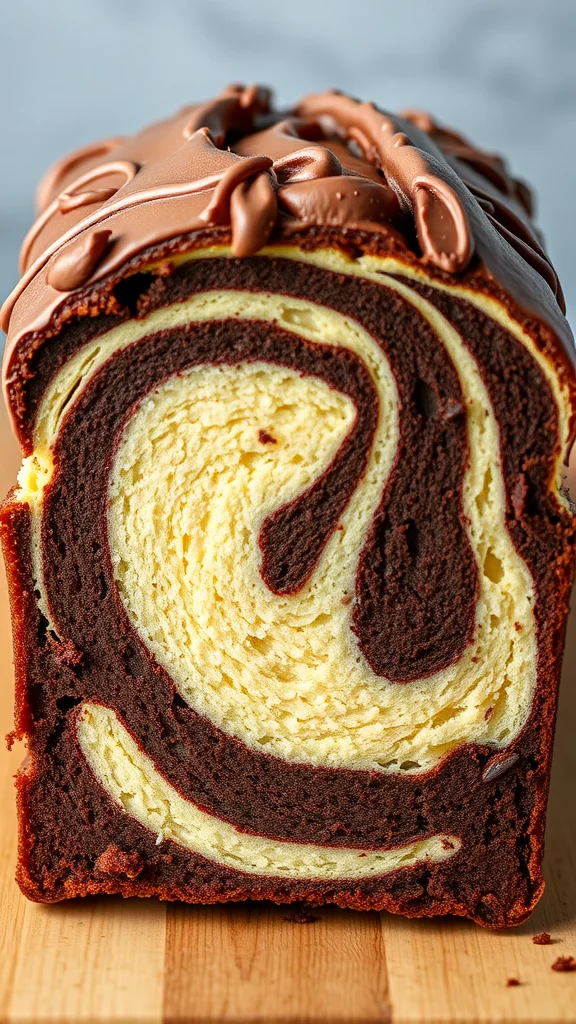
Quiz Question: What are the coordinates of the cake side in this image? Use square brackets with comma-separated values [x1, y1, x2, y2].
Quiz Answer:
[2, 87, 575, 927]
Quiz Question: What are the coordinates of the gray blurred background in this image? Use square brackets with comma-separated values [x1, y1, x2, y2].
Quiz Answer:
[1, 0, 575, 324]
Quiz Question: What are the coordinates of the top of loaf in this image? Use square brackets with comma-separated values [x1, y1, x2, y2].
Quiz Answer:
[1, 83, 573, 363]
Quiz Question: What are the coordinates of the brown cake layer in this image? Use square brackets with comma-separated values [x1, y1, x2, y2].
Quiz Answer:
[2, 253, 573, 926]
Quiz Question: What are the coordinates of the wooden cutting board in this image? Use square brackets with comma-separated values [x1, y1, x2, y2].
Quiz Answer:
[0, 399, 575, 1024]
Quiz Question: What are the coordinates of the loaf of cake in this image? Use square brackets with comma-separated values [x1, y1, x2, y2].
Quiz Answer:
[2, 85, 575, 927]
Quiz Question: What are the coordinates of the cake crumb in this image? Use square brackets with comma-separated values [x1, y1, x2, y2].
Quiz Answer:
[506, 978, 521, 987]
[5, 730, 18, 751]
[282, 904, 318, 924]
[551, 956, 576, 972]
[258, 429, 277, 445]
[511, 473, 528, 518]
[60, 639, 84, 666]
[532, 932, 552, 945]
[156, 260, 174, 277]
[47, 633, 84, 666]
[95, 844, 144, 879]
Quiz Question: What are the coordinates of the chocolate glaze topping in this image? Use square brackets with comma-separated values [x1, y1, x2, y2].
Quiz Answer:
[2, 83, 574, 394]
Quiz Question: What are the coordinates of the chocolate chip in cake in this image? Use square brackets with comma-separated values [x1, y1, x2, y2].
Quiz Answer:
[482, 752, 519, 783]
[258, 429, 277, 445]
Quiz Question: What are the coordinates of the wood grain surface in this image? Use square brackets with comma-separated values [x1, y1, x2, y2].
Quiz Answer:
[0, 398, 575, 1024]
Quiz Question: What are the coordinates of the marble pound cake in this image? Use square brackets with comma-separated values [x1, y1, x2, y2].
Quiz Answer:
[1, 85, 575, 927]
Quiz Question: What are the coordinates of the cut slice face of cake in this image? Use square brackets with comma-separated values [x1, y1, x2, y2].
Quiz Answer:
[1, 84, 575, 927]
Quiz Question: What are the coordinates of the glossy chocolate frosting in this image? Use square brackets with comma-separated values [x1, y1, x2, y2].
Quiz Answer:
[2, 84, 574, 379]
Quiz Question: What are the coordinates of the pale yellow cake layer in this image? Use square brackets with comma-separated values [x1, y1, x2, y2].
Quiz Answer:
[78, 702, 461, 879]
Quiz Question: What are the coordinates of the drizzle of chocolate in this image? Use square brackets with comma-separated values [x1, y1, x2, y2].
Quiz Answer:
[57, 188, 118, 214]
[34, 136, 127, 214]
[401, 109, 533, 214]
[2, 82, 574, 393]
[46, 230, 112, 292]
[18, 159, 138, 275]
[229, 171, 278, 259]
[181, 83, 272, 145]
[297, 92, 472, 273]
[272, 145, 342, 183]
[401, 110, 565, 313]
[196, 153, 276, 258]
